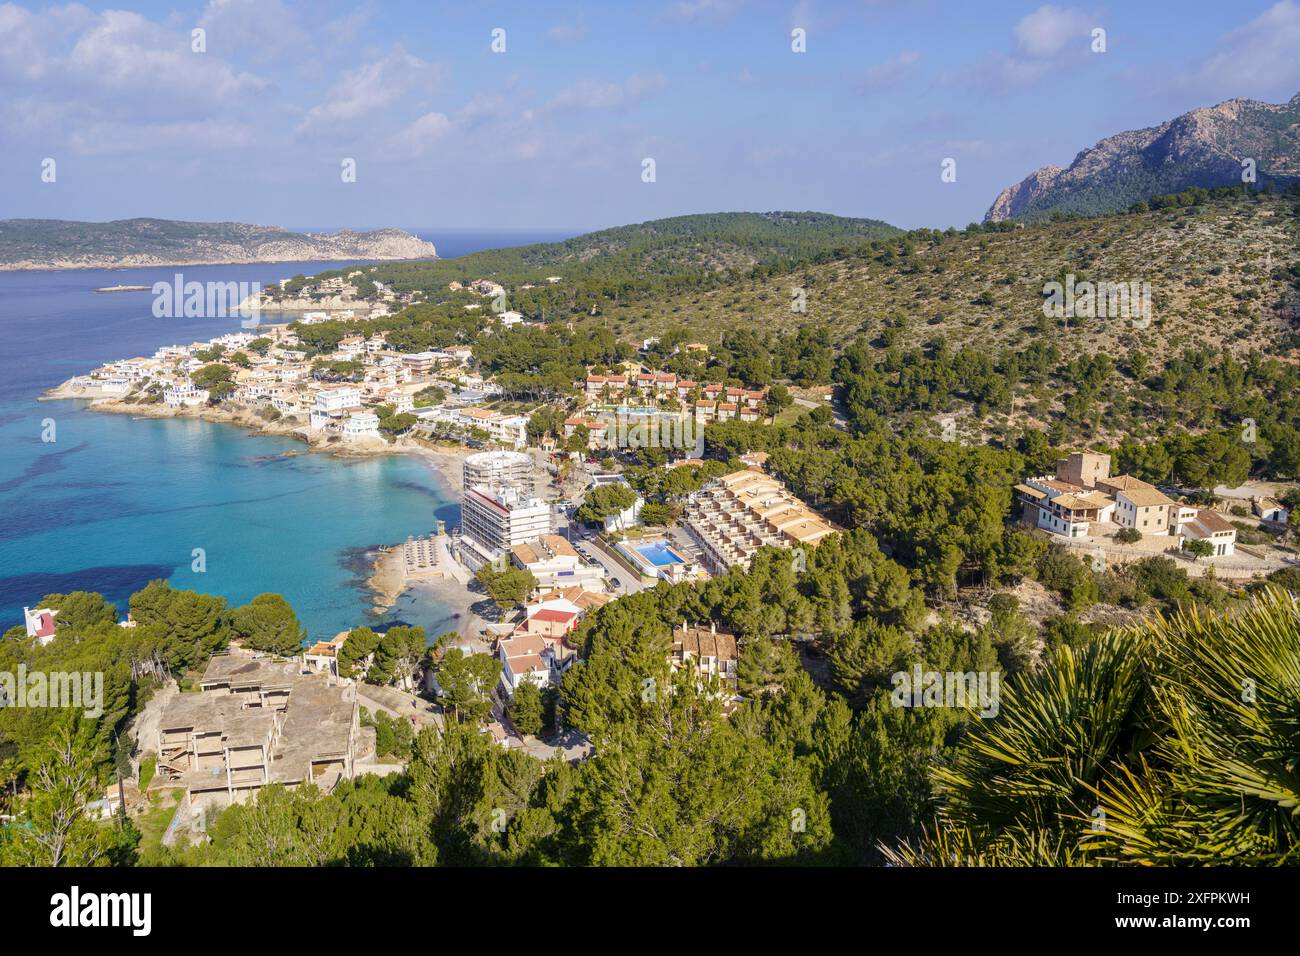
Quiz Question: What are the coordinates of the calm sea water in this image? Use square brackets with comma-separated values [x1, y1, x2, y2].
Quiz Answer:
[0, 232, 558, 641]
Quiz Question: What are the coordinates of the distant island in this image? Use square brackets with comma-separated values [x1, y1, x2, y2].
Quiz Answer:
[0, 218, 437, 271]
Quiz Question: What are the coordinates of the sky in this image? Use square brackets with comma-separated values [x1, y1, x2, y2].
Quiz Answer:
[1, 0, 1298, 234]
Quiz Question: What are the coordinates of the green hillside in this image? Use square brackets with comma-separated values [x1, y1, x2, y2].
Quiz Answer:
[569, 189, 1300, 362]
[336, 211, 901, 296]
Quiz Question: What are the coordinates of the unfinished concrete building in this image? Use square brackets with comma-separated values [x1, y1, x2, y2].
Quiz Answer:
[158, 655, 359, 810]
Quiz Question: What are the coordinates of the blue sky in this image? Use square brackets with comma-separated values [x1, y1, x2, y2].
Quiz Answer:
[1, 0, 1298, 233]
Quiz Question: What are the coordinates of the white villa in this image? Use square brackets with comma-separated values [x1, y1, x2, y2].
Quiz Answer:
[22, 606, 58, 645]
[342, 412, 380, 440]
[309, 384, 364, 431]
[1017, 452, 1237, 556]
[163, 381, 209, 408]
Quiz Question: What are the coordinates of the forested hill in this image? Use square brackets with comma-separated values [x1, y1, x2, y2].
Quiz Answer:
[341, 211, 900, 294]
[530, 211, 902, 271]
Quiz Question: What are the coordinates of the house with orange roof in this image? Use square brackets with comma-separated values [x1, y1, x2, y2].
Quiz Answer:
[1017, 451, 1235, 554]
[304, 633, 349, 677]
[496, 632, 554, 696]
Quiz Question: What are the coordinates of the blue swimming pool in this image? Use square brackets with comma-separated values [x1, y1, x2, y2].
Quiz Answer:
[633, 541, 685, 567]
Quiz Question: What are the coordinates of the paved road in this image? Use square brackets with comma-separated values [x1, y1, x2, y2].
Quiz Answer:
[792, 396, 848, 430]
[555, 516, 645, 597]
[1053, 531, 1289, 579]
[492, 699, 593, 762]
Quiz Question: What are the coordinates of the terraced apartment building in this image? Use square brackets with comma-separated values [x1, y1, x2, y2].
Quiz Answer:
[681, 468, 837, 573]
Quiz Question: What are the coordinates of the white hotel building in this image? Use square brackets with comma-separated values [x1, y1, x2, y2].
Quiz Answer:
[459, 484, 552, 569]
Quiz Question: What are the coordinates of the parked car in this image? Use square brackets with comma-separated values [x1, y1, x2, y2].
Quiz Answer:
[610, 578, 622, 588]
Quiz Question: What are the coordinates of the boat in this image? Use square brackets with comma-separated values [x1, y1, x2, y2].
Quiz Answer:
[94, 284, 151, 293]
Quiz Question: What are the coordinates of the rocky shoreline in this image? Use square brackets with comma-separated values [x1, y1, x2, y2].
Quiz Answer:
[42, 379, 477, 475]
[0, 221, 437, 271]
[0, 253, 435, 272]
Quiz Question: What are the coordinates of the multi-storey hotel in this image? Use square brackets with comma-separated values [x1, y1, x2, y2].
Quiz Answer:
[459, 483, 552, 568]
[681, 469, 837, 573]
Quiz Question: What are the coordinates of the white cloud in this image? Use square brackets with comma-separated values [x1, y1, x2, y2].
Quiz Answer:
[1191, 0, 1300, 95]
[0, 2, 265, 107]
[858, 50, 920, 95]
[297, 48, 443, 136]
[546, 73, 668, 112]
[458, 92, 511, 126]
[0, 2, 90, 82]
[325, 2, 375, 42]
[199, 0, 312, 60]
[386, 110, 452, 159]
[951, 5, 1098, 93]
[1014, 5, 1095, 58]
[68, 9, 267, 115]
[0, 2, 269, 153]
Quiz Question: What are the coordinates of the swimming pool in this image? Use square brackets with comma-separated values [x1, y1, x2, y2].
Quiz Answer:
[633, 541, 686, 568]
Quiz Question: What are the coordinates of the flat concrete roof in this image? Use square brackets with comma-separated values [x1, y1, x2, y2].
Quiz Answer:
[200, 655, 297, 688]
[164, 655, 356, 788]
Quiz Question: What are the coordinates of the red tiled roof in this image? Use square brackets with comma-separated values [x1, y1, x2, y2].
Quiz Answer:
[500, 633, 547, 657]
[506, 654, 548, 675]
[532, 608, 577, 624]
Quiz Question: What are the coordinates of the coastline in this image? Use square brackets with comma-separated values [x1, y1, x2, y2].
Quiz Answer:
[44, 378, 489, 636]
[362, 535, 493, 644]
[0, 254, 436, 273]
[42, 379, 479, 474]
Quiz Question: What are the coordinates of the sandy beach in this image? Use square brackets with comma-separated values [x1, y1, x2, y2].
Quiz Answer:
[46, 380, 508, 645]
[363, 535, 494, 644]
[407, 440, 475, 492]
[365, 546, 409, 612]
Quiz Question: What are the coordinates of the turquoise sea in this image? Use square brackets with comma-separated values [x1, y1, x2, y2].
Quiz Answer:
[0, 238, 566, 642]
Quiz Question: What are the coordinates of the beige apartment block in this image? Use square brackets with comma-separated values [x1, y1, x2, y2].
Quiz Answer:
[682, 469, 836, 573]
